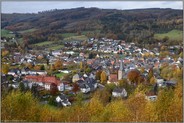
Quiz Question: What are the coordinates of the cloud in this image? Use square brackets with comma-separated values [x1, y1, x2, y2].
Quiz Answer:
[2, 1, 183, 13]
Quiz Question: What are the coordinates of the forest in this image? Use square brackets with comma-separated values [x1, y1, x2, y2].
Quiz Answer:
[1, 80, 182, 122]
[1, 7, 183, 46]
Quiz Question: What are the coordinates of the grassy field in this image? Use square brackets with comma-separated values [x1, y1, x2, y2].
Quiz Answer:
[33, 32, 88, 50]
[55, 72, 66, 78]
[154, 30, 183, 41]
[1, 29, 15, 38]
[64, 35, 88, 41]
[61, 33, 77, 38]
[81, 30, 101, 35]
[48, 45, 64, 50]
[34, 41, 54, 46]
[18, 28, 37, 34]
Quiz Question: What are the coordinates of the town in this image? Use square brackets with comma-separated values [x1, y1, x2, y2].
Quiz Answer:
[1, 3, 183, 122]
[1, 36, 183, 107]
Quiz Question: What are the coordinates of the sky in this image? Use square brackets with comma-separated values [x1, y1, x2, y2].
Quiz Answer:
[1, 1, 183, 13]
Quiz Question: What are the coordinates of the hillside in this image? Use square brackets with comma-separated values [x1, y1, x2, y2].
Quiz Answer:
[1, 7, 183, 45]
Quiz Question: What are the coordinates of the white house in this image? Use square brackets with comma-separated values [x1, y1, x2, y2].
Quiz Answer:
[112, 88, 127, 98]
[56, 94, 71, 107]
[28, 70, 47, 75]
[8, 82, 19, 89]
[79, 84, 90, 93]
[72, 74, 80, 83]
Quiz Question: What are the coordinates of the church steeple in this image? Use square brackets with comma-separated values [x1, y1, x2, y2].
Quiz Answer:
[119, 59, 123, 71]
[118, 53, 124, 80]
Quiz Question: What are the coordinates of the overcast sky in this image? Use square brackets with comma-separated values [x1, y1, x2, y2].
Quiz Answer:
[1, 1, 183, 13]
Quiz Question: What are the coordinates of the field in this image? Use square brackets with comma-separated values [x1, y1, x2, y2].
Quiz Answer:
[48, 45, 64, 50]
[154, 30, 183, 41]
[61, 33, 77, 38]
[18, 28, 37, 34]
[34, 41, 54, 46]
[34, 41, 64, 50]
[54, 72, 66, 78]
[64, 35, 88, 41]
[81, 30, 101, 35]
[1, 29, 15, 38]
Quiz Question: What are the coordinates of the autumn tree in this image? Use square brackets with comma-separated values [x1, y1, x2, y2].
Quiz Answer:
[50, 83, 59, 96]
[148, 68, 154, 80]
[19, 82, 25, 92]
[100, 71, 107, 84]
[100, 100, 132, 122]
[2, 49, 9, 57]
[127, 70, 141, 85]
[87, 97, 104, 122]
[72, 83, 80, 93]
[75, 92, 84, 106]
[126, 94, 147, 122]
[26, 63, 33, 69]
[54, 60, 63, 70]
[154, 88, 175, 122]
[139, 67, 145, 74]
[80, 61, 83, 70]
[85, 67, 92, 73]
[173, 67, 182, 80]
[34, 65, 41, 71]
[93, 89, 111, 105]
[1, 91, 40, 121]
[150, 76, 156, 85]
[96, 70, 102, 81]
[1, 64, 9, 74]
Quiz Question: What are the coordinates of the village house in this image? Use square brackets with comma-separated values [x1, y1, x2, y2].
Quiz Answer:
[76, 78, 97, 93]
[112, 87, 127, 98]
[56, 93, 71, 107]
[107, 74, 118, 85]
[24, 75, 63, 91]
[8, 69, 21, 76]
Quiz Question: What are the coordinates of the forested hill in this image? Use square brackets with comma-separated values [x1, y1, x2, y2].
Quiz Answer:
[1, 7, 183, 45]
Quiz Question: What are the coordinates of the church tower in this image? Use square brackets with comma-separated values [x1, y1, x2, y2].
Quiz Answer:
[118, 59, 123, 80]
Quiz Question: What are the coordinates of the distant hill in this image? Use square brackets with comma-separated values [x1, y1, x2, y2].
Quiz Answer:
[1, 7, 183, 45]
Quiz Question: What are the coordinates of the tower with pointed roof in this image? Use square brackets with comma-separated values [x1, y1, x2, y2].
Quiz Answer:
[118, 60, 123, 80]
[118, 54, 124, 80]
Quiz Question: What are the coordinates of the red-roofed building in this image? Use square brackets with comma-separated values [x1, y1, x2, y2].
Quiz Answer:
[123, 59, 130, 64]
[107, 74, 118, 84]
[24, 75, 62, 90]
[87, 59, 95, 65]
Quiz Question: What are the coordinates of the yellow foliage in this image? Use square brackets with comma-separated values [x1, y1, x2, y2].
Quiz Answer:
[127, 95, 147, 122]
[25, 63, 33, 69]
[150, 76, 156, 84]
[54, 60, 63, 70]
[80, 61, 83, 70]
[134, 84, 149, 95]
[1, 63, 9, 74]
[103, 100, 132, 122]
[143, 52, 155, 58]
[88, 97, 104, 117]
[2, 50, 9, 57]
[100, 71, 107, 83]
[34, 65, 41, 71]
[140, 67, 145, 73]
[1, 79, 183, 122]
[1, 91, 40, 122]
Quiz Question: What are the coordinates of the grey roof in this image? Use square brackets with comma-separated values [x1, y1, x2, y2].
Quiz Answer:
[85, 78, 97, 84]
[113, 87, 126, 93]
[59, 94, 68, 100]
